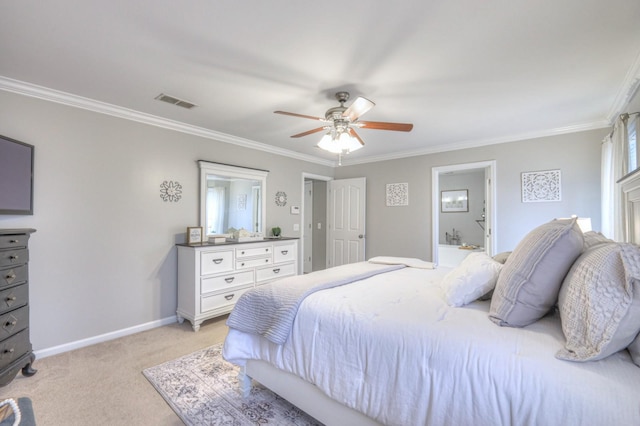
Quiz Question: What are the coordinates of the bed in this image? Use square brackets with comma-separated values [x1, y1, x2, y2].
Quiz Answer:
[222, 218, 640, 426]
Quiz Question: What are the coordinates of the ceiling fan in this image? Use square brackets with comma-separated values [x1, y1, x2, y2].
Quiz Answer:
[274, 91, 413, 155]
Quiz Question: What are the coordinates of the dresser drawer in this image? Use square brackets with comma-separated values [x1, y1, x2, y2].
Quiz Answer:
[237, 256, 272, 270]
[0, 249, 28, 269]
[200, 285, 252, 314]
[274, 243, 296, 263]
[236, 245, 272, 259]
[0, 328, 30, 370]
[0, 284, 28, 316]
[201, 270, 253, 295]
[201, 250, 233, 275]
[0, 264, 28, 289]
[0, 305, 28, 340]
[0, 235, 29, 250]
[256, 262, 297, 283]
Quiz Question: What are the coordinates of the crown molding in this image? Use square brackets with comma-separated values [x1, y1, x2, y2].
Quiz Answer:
[340, 119, 611, 166]
[0, 76, 335, 168]
[606, 50, 640, 122]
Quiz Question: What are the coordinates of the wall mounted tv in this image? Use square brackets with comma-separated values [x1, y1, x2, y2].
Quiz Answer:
[0, 134, 34, 215]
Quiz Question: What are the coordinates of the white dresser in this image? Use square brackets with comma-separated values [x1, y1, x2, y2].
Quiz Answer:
[177, 238, 299, 331]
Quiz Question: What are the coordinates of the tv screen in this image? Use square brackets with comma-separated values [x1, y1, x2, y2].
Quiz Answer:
[0, 135, 34, 215]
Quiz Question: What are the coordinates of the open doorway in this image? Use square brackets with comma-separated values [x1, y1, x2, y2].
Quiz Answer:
[431, 161, 496, 267]
[301, 173, 331, 273]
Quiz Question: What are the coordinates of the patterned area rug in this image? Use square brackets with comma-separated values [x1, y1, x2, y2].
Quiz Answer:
[143, 344, 322, 426]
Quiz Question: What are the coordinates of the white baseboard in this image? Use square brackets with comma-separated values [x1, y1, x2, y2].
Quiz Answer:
[34, 315, 178, 359]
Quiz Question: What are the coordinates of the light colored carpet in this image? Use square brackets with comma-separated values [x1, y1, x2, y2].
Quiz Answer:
[1, 316, 229, 425]
[143, 344, 322, 426]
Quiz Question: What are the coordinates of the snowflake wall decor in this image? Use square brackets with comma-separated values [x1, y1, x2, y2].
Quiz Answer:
[160, 180, 183, 202]
[386, 183, 409, 206]
[521, 170, 561, 202]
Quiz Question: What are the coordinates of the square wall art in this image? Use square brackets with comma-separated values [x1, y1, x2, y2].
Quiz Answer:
[521, 169, 561, 202]
[386, 183, 408, 206]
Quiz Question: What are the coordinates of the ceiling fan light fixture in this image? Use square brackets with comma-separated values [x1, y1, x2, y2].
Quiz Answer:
[317, 131, 362, 154]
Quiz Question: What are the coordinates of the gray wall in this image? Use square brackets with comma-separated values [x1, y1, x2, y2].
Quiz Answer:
[312, 180, 327, 271]
[0, 90, 333, 352]
[0, 85, 616, 353]
[335, 128, 607, 260]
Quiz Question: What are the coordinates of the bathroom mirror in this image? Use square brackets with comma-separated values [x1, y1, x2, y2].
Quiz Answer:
[199, 161, 268, 238]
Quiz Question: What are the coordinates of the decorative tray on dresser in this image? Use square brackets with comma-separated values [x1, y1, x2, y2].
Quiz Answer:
[177, 238, 299, 331]
[0, 228, 36, 387]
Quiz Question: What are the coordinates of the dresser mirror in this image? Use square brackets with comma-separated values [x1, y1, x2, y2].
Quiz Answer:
[199, 161, 268, 238]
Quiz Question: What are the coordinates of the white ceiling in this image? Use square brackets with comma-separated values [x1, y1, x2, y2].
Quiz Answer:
[1, 0, 640, 166]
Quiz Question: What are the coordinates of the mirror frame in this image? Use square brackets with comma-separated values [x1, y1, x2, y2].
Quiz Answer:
[199, 161, 268, 238]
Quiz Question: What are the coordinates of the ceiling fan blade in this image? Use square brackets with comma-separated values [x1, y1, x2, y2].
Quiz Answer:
[290, 127, 327, 138]
[274, 110, 325, 121]
[348, 128, 365, 146]
[357, 121, 413, 132]
[342, 97, 375, 121]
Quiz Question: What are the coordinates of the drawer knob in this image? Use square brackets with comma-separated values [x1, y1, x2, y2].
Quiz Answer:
[224, 277, 235, 283]
[241, 262, 245, 267]
[265, 248, 269, 252]
[281, 250, 288, 255]
[273, 268, 280, 273]
[3, 348, 14, 354]
[224, 294, 235, 301]
[241, 251, 245, 255]
[9, 255, 19, 260]
[5, 274, 16, 280]
[9, 240, 19, 244]
[5, 320, 16, 327]
[212, 258, 223, 264]
[264, 259, 269, 263]
[5, 296, 17, 302]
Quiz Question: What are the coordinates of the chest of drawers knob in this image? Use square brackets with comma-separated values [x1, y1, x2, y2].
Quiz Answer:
[224, 294, 235, 301]
[212, 258, 223, 264]
[281, 250, 288, 255]
[5, 296, 16, 302]
[273, 268, 280, 273]
[224, 277, 235, 283]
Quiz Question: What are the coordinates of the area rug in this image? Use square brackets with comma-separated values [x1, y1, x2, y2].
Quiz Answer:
[143, 344, 322, 426]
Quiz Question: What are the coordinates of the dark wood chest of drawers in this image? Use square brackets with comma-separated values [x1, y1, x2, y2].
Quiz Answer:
[0, 228, 36, 387]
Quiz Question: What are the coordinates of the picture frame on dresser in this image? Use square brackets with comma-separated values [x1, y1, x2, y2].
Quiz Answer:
[187, 227, 203, 245]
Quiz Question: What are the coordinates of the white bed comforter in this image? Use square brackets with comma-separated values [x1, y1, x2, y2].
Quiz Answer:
[223, 266, 640, 426]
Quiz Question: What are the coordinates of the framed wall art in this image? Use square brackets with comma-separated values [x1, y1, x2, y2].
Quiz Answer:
[187, 227, 203, 245]
[521, 169, 561, 202]
[386, 183, 409, 206]
[441, 189, 468, 212]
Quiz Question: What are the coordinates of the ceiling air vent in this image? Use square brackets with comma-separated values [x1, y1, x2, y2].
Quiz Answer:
[155, 93, 197, 109]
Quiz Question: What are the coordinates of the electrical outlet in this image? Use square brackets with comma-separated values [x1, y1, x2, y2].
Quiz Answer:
[293, 223, 300, 231]
[317, 222, 322, 230]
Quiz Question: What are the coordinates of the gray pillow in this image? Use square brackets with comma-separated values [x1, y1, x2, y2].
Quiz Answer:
[627, 333, 640, 367]
[492, 251, 511, 264]
[583, 231, 613, 250]
[489, 218, 584, 327]
[556, 242, 640, 362]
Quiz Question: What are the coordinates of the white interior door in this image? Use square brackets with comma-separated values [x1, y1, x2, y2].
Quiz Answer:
[303, 180, 313, 273]
[328, 177, 366, 267]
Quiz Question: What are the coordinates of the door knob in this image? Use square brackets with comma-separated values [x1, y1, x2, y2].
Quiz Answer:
[358, 234, 364, 239]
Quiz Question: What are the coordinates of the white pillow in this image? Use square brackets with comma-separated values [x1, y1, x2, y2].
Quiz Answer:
[440, 252, 503, 307]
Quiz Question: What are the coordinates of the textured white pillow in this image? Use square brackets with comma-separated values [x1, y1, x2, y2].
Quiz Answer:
[440, 252, 503, 307]
[557, 242, 640, 362]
